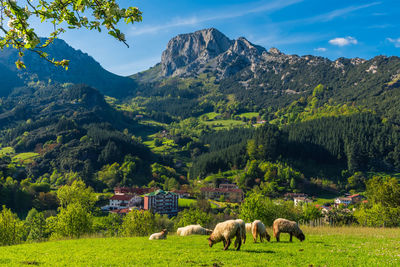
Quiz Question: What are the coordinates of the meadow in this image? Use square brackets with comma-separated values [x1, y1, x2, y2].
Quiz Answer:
[0, 226, 399, 266]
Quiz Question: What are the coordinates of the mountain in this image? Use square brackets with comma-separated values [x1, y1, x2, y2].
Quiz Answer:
[0, 39, 137, 97]
[0, 83, 153, 183]
[131, 28, 400, 122]
[161, 28, 265, 78]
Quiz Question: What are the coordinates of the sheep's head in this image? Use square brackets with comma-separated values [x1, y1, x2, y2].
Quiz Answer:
[205, 229, 213, 235]
[161, 229, 168, 235]
[265, 233, 271, 242]
[297, 233, 305, 242]
[208, 237, 215, 247]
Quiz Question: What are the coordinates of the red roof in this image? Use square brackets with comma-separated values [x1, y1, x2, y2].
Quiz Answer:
[110, 194, 135, 201]
[110, 208, 131, 214]
[114, 187, 156, 195]
[200, 187, 243, 193]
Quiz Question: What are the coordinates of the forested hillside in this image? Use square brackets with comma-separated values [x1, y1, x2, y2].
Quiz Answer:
[0, 28, 400, 214]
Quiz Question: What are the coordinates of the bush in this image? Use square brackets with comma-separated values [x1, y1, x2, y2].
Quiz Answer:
[122, 210, 156, 237]
[55, 203, 93, 238]
[0, 205, 24, 246]
[175, 208, 212, 228]
[240, 193, 302, 226]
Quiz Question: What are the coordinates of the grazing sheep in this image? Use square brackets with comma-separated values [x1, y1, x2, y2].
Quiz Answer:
[234, 219, 246, 248]
[177, 225, 213, 236]
[208, 220, 242, 251]
[273, 218, 305, 242]
[149, 229, 168, 240]
[251, 220, 271, 243]
[245, 223, 252, 233]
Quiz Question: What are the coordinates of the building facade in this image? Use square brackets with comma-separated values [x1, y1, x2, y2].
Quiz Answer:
[143, 190, 178, 217]
[200, 186, 244, 203]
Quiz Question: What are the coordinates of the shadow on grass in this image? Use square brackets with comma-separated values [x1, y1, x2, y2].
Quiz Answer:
[241, 250, 275, 254]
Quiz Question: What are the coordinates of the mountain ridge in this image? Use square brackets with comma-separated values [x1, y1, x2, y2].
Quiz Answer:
[0, 39, 137, 97]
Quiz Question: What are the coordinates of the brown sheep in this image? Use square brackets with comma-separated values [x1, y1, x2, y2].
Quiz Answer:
[208, 220, 242, 251]
[251, 220, 271, 243]
[273, 218, 305, 242]
[149, 229, 168, 240]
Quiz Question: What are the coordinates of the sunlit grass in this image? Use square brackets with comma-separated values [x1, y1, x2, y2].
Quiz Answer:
[1, 227, 399, 266]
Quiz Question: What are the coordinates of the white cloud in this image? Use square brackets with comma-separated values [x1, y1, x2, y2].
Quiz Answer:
[314, 47, 327, 52]
[129, 0, 304, 36]
[387, 38, 400, 48]
[329, 37, 358, 47]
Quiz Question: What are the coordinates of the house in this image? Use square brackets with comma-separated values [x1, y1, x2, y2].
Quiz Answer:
[200, 186, 244, 203]
[293, 197, 313, 206]
[219, 183, 239, 190]
[335, 194, 365, 207]
[143, 190, 178, 217]
[334, 197, 352, 207]
[109, 194, 143, 210]
[348, 194, 363, 204]
[114, 187, 155, 195]
[284, 193, 308, 201]
[171, 189, 191, 199]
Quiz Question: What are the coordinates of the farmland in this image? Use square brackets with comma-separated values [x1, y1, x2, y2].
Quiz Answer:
[0, 226, 399, 266]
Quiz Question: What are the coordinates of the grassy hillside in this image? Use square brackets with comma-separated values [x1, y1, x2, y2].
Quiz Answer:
[0, 227, 399, 266]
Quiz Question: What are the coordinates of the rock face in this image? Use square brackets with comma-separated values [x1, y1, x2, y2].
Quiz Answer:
[161, 28, 232, 76]
[160, 28, 267, 78]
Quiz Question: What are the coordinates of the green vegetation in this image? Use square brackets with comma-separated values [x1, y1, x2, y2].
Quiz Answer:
[0, 228, 399, 266]
[12, 152, 39, 165]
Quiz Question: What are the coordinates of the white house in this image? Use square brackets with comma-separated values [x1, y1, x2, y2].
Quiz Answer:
[109, 194, 143, 210]
[334, 197, 352, 207]
[294, 197, 313, 206]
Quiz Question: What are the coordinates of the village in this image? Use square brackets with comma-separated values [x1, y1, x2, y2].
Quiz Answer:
[101, 182, 367, 225]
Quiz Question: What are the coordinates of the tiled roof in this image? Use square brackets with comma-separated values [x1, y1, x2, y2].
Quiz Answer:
[145, 189, 177, 196]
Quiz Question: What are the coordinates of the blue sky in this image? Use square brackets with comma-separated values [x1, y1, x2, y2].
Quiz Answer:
[34, 0, 400, 76]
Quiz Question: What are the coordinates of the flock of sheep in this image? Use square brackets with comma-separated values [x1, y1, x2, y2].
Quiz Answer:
[149, 218, 305, 251]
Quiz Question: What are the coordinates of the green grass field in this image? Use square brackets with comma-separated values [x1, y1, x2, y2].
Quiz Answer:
[0, 227, 399, 266]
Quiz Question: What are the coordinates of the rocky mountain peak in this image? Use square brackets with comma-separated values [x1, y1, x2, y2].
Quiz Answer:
[160, 28, 269, 78]
[161, 28, 233, 76]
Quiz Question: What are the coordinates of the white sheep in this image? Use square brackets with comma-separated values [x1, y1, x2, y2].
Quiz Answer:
[234, 219, 246, 248]
[251, 220, 271, 243]
[245, 223, 252, 233]
[149, 229, 168, 240]
[208, 220, 242, 251]
[177, 225, 212, 236]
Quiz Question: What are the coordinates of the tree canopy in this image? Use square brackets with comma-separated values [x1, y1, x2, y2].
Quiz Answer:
[0, 0, 142, 68]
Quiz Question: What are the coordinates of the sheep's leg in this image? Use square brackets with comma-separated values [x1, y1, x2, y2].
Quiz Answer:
[275, 232, 280, 242]
[236, 234, 242, 251]
[289, 233, 293, 242]
[224, 238, 231, 250]
[222, 238, 226, 248]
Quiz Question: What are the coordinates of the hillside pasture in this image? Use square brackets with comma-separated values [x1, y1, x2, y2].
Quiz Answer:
[0, 227, 399, 266]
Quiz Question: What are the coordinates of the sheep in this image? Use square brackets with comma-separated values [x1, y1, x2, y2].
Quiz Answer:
[234, 219, 246, 248]
[177, 225, 213, 236]
[251, 220, 271, 243]
[208, 220, 242, 251]
[245, 223, 252, 233]
[273, 218, 305, 242]
[149, 229, 168, 240]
